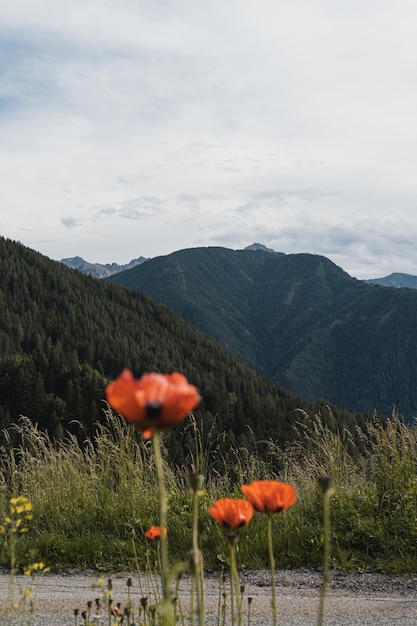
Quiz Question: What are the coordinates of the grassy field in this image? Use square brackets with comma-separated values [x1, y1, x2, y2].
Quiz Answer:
[0, 410, 416, 574]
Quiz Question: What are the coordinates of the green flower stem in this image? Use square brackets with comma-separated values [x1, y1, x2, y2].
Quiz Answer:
[130, 533, 147, 599]
[229, 539, 242, 626]
[175, 575, 187, 626]
[229, 542, 236, 626]
[267, 515, 277, 626]
[247, 597, 253, 626]
[152, 430, 174, 626]
[317, 484, 332, 626]
[190, 573, 196, 626]
[192, 489, 205, 626]
[217, 568, 225, 626]
[145, 548, 160, 600]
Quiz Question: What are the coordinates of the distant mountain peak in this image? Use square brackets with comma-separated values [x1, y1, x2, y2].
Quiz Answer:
[60, 256, 148, 278]
[61, 256, 86, 269]
[365, 272, 417, 289]
[243, 243, 277, 253]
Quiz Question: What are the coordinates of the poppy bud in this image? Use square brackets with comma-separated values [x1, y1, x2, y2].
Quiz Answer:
[318, 475, 332, 493]
[189, 472, 205, 495]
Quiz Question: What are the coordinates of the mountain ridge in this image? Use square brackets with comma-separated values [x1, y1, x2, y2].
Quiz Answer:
[60, 255, 148, 278]
[105, 245, 417, 418]
[365, 272, 417, 289]
[0, 236, 362, 451]
[60, 244, 417, 286]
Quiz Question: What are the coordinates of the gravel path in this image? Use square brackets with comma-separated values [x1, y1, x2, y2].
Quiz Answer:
[1, 567, 417, 625]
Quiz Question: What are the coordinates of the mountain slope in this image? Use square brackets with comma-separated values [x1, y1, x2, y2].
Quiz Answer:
[0, 237, 358, 448]
[107, 247, 274, 367]
[106, 246, 417, 417]
[365, 273, 417, 289]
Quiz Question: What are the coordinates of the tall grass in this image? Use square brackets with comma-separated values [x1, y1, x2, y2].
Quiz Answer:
[1, 410, 417, 573]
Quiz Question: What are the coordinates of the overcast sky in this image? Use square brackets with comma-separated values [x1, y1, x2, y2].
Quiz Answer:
[2, 0, 417, 278]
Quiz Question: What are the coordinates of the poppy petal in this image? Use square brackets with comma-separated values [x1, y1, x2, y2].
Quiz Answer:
[241, 480, 297, 513]
[105, 369, 200, 434]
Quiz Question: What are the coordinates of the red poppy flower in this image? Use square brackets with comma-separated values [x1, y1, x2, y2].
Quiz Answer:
[208, 498, 254, 528]
[105, 369, 200, 438]
[145, 525, 167, 540]
[241, 480, 297, 513]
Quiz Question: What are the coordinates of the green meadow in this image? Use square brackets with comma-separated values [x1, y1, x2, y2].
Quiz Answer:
[1, 410, 416, 575]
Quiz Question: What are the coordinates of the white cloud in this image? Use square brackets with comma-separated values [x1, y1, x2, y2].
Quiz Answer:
[1, 0, 417, 277]
[62, 217, 82, 230]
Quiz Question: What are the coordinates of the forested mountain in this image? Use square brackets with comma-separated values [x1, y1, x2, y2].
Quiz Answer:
[0, 236, 361, 454]
[106, 246, 417, 418]
[365, 273, 417, 289]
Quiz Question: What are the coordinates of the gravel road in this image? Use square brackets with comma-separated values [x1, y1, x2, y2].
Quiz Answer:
[1, 567, 417, 625]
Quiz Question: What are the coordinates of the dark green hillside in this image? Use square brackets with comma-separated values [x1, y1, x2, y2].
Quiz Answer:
[107, 246, 417, 417]
[107, 247, 273, 367]
[0, 236, 359, 449]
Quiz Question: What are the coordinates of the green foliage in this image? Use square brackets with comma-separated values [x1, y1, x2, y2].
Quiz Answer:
[1, 412, 417, 573]
[108, 246, 417, 418]
[282, 413, 417, 572]
[0, 236, 361, 448]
